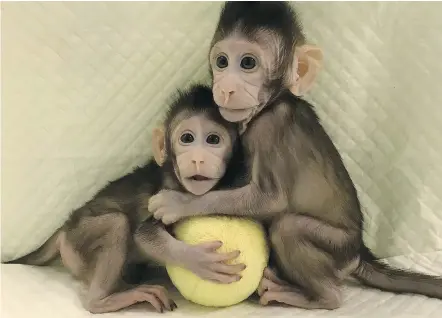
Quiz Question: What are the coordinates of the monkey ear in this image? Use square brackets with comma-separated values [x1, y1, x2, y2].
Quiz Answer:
[290, 44, 324, 96]
[152, 126, 166, 166]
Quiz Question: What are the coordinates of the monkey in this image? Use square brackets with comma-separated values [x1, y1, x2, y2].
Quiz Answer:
[148, 1, 442, 310]
[10, 84, 247, 314]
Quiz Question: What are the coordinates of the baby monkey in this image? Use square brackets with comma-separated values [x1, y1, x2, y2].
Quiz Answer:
[149, 1, 442, 310]
[10, 85, 246, 314]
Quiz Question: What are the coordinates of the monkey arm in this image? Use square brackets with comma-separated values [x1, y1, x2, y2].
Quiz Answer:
[133, 219, 245, 284]
[133, 220, 189, 266]
[149, 183, 285, 224]
[187, 183, 282, 218]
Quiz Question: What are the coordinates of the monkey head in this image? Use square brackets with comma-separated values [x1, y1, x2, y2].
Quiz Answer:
[169, 114, 234, 195]
[209, 1, 323, 123]
[152, 85, 238, 196]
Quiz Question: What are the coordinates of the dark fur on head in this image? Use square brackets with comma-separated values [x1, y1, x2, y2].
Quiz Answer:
[164, 85, 237, 134]
[212, 1, 305, 44]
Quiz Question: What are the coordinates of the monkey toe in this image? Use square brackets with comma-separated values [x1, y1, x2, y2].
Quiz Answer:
[133, 291, 164, 312]
[259, 291, 271, 306]
[257, 277, 295, 296]
[135, 285, 175, 312]
[263, 267, 289, 286]
[257, 277, 276, 296]
[84, 291, 164, 314]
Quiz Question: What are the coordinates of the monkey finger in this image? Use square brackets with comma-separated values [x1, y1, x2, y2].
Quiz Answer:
[197, 241, 223, 251]
[162, 214, 179, 225]
[152, 213, 162, 221]
[210, 262, 246, 275]
[212, 250, 241, 262]
[148, 196, 162, 212]
[203, 271, 241, 284]
[152, 208, 166, 220]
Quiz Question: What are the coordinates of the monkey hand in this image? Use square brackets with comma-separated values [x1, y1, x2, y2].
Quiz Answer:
[149, 190, 196, 225]
[180, 241, 245, 284]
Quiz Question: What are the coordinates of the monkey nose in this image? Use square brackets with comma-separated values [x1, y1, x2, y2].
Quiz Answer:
[222, 90, 234, 105]
[192, 159, 204, 172]
[192, 159, 204, 164]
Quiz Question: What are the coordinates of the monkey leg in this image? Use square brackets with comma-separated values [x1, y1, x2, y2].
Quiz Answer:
[64, 213, 175, 313]
[260, 213, 345, 310]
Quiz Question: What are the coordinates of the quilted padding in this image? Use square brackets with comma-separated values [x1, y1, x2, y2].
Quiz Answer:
[297, 2, 442, 264]
[2, 0, 442, 278]
[2, 1, 442, 317]
[3, 260, 442, 317]
[1, 1, 222, 260]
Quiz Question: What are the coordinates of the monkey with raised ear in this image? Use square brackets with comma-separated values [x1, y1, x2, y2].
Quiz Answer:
[149, 1, 442, 310]
[10, 84, 246, 314]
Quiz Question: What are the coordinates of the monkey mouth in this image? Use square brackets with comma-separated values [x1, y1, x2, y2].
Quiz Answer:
[189, 175, 212, 181]
[183, 175, 218, 196]
[219, 106, 256, 122]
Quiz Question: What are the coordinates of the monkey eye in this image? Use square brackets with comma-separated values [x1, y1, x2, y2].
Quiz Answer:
[180, 133, 194, 144]
[240, 56, 257, 70]
[216, 55, 228, 69]
[206, 134, 221, 145]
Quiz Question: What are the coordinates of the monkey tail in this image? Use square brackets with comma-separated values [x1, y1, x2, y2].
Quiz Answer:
[9, 228, 62, 266]
[353, 245, 442, 299]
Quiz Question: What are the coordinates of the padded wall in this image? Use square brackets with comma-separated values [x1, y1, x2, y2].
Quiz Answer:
[2, 2, 442, 270]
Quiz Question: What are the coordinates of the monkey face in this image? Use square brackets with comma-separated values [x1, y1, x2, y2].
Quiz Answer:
[172, 115, 233, 195]
[209, 1, 324, 125]
[210, 37, 274, 123]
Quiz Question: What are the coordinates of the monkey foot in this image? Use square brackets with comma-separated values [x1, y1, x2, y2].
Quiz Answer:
[87, 284, 177, 314]
[257, 268, 341, 310]
[257, 267, 297, 297]
[131, 284, 177, 313]
[259, 289, 341, 310]
[260, 290, 308, 308]
[258, 267, 321, 309]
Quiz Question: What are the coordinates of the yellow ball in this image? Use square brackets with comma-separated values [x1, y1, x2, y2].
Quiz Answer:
[166, 216, 269, 307]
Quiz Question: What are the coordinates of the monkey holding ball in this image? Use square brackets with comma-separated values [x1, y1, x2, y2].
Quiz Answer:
[10, 84, 247, 314]
[149, 1, 442, 310]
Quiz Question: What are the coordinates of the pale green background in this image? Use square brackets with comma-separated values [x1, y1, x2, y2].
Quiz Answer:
[2, 2, 442, 269]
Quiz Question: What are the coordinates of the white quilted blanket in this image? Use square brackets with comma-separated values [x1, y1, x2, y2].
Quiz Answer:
[2, 1, 442, 316]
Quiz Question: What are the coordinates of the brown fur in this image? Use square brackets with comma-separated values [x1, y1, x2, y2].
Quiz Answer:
[12, 160, 176, 314]
[10, 84, 246, 313]
[148, 1, 442, 309]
